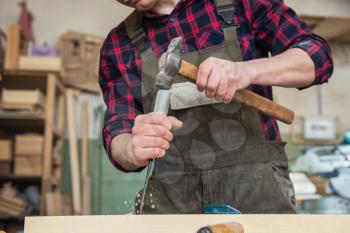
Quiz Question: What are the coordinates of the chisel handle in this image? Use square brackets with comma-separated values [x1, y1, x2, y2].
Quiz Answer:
[179, 59, 294, 124]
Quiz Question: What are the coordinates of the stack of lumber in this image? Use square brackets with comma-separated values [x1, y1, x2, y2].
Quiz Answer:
[0, 89, 46, 113]
[14, 134, 43, 176]
[0, 183, 27, 217]
[0, 139, 12, 176]
[59, 31, 103, 93]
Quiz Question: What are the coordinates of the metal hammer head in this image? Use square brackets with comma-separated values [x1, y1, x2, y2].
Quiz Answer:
[155, 37, 183, 90]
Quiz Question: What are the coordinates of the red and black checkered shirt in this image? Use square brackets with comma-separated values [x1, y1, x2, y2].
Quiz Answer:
[99, 0, 333, 169]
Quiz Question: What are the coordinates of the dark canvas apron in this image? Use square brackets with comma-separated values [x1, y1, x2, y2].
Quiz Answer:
[125, 0, 296, 214]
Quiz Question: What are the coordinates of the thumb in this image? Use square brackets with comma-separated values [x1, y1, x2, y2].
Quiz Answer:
[168, 116, 183, 130]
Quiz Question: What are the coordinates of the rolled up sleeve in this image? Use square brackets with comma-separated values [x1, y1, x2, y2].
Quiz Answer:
[250, 0, 334, 87]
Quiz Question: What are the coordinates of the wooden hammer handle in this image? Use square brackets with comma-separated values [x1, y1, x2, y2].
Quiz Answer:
[179, 59, 294, 124]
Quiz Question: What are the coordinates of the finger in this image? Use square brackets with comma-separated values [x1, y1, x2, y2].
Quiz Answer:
[135, 147, 166, 161]
[133, 124, 173, 141]
[168, 116, 183, 130]
[223, 81, 238, 104]
[135, 136, 170, 150]
[215, 71, 228, 102]
[139, 112, 172, 130]
[206, 66, 220, 98]
[197, 58, 213, 92]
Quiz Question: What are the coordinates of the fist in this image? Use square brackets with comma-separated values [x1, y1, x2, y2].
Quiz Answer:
[197, 57, 254, 103]
[127, 112, 183, 167]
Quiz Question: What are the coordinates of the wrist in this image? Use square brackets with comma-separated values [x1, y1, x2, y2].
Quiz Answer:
[238, 60, 260, 85]
[125, 138, 140, 169]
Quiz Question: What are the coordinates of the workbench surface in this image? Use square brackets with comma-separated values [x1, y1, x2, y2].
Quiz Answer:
[25, 214, 350, 233]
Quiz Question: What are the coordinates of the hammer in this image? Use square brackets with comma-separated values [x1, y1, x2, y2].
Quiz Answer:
[197, 222, 244, 233]
[156, 37, 294, 124]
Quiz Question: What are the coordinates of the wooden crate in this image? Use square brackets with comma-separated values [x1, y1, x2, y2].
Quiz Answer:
[15, 134, 43, 155]
[14, 156, 41, 176]
[0, 139, 12, 161]
[59, 31, 103, 93]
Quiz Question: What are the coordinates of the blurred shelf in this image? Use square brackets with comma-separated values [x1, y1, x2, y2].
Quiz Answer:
[301, 16, 350, 43]
[0, 175, 42, 181]
[0, 111, 45, 132]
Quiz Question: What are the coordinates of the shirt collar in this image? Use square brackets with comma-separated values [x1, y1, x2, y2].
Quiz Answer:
[132, 0, 185, 30]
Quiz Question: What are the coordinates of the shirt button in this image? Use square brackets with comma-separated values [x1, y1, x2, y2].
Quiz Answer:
[169, 16, 176, 22]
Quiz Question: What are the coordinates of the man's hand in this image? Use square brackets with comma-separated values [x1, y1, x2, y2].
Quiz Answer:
[197, 57, 255, 104]
[127, 112, 183, 167]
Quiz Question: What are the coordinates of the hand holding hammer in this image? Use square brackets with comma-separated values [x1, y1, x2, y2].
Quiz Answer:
[156, 37, 295, 124]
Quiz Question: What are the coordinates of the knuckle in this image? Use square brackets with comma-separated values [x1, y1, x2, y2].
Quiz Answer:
[135, 114, 143, 123]
[199, 65, 210, 75]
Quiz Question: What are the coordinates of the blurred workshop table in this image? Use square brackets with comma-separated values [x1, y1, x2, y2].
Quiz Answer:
[25, 215, 350, 233]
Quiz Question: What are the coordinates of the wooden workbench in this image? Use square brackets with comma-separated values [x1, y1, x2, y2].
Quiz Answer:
[24, 215, 350, 233]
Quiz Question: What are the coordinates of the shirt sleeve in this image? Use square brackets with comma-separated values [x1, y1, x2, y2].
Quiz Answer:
[249, 0, 334, 88]
[98, 27, 144, 172]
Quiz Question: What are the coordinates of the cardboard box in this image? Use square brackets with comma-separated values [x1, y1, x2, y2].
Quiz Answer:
[15, 134, 43, 156]
[2, 89, 46, 108]
[14, 157, 41, 176]
[0, 139, 12, 161]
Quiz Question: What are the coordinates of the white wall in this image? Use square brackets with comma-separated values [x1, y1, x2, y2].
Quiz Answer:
[0, 0, 133, 46]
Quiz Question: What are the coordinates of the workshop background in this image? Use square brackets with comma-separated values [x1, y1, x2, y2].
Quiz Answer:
[0, 0, 350, 232]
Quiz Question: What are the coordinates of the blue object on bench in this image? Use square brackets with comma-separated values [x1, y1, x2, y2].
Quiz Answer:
[203, 205, 241, 214]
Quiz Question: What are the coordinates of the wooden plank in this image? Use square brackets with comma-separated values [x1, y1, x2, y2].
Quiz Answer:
[338, 32, 350, 43]
[41, 73, 56, 215]
[0, 103, 42, 112]
[81, 100, 91, 215]
[66, 89, 82, 215]
[4, 25, 20, 70]
[45, 192, 62, 216]
[312, 18, 350, 41]
[18, 56, 62, 72]
[82, 177, 91, 215]
[24, 215, 350, 233]
[81, 101, 89, 177]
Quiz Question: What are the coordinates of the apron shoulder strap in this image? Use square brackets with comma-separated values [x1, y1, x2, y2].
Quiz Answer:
[214, 0, 238, 41]
[124, 10, 147, 53]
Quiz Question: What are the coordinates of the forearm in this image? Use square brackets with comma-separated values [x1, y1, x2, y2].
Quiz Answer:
[246, 48, 315, 88]
[111, 133, 139, 171]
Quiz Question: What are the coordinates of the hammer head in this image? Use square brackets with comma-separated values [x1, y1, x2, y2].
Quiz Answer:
[155, 37, 183, 90]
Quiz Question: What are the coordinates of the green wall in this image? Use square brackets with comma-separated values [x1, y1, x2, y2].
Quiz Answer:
[61, 139, 146, 214]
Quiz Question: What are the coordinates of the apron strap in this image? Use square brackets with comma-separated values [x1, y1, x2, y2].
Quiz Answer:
[124, 10, 148, 54]
[214, 0, 238, 42]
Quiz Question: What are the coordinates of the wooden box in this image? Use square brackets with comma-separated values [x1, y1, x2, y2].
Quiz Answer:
[2, 89, 46, 108]
[18, 56, 62, 72]
[0, 161, 12, 175]
[59, 31, 103, 93]
[14, 156, 41, 176]
[0, 139, 12, 161]
[15, 134, 43, 156]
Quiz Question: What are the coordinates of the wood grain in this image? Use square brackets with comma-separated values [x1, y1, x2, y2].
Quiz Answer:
[24, 215, 350, 233]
